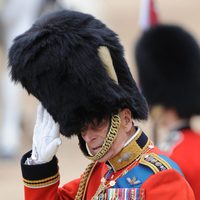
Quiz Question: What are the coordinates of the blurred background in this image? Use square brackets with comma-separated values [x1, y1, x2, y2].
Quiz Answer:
[0, 0, 200, 199]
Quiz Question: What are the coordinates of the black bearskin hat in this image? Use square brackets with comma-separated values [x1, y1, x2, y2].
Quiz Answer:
[135, 24, 200, 118]
[9, 10, 148, 138]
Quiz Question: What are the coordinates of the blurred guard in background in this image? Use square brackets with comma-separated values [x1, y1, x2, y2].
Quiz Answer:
[9, 10, 194, 200]
[135, 23, 200, 200]
[135, 2, 200, 198]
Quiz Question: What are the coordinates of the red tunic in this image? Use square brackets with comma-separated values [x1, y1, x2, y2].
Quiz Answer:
[21, 147, 195, 200]
[167, 128, 200, 199]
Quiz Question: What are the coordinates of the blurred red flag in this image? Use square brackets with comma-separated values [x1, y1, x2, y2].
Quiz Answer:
[139, 0, 159, 30]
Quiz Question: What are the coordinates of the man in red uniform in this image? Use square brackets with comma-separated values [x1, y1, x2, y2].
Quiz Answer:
[9, 11, 194, 199]
[135, 24, 200, 199]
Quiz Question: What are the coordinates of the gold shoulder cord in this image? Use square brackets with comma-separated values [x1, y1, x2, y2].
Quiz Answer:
[75, 162, 96, 200]
[75, 114, 121, 200]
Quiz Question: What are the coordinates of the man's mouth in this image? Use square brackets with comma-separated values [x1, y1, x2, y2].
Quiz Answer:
[92, 145, 102, 152]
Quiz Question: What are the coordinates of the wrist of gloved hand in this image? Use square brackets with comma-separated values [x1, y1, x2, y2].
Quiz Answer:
[25, 156, 40, 165]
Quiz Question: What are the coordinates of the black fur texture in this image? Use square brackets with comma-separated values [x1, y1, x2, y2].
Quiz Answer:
[135, 24, 200, 118]
[9, 10, 148, 137]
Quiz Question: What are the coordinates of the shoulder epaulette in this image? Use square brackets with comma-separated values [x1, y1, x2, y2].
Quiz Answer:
[139, 153, 172, 174]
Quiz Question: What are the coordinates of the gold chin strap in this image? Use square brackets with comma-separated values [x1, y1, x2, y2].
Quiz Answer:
[75, 114, 121, 200]
[86, 114, 121, 161]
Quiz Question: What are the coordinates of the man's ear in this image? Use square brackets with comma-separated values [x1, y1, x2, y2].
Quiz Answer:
[119, 108, 132, 131]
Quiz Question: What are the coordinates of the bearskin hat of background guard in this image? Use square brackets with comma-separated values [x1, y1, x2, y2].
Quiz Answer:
[135, 24, 200, 118]
[9, 10, 148, 139]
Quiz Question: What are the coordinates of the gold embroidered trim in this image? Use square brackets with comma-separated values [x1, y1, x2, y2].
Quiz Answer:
[23, 172, 59, 184]
[24, 178, 59, 188]
[23, 173, 59, 188]
[140, 158, 159, 173]
[140, 153, 172, 174]
[108, 129, 150, 171]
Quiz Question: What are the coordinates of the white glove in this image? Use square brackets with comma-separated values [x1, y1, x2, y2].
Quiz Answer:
[29, 104, 61, 164]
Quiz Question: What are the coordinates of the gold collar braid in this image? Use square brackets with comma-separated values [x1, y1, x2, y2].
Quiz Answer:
[75, 114, 121, 200]
[86, 114, 121, 161]
[107, 128, 151, 171]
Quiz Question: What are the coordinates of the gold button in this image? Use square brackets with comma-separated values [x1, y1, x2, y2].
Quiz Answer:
[109, 180, 116, 187]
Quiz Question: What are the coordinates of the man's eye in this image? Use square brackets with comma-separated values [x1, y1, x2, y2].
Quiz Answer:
[92, 119, 107, 130]
[80, 125, 88, 133]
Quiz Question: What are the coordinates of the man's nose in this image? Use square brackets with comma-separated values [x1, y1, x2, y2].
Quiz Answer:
[81, 130, 96, 143]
